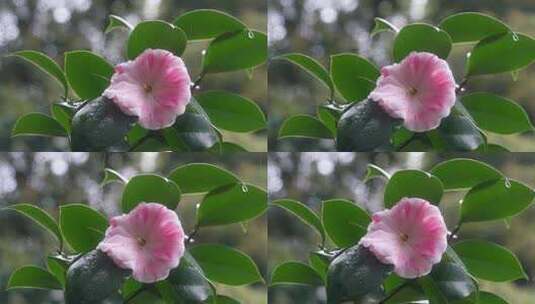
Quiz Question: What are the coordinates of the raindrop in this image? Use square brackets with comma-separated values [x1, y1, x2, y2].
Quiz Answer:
[512, 33, 519, 42]
[194, 85, 201, 90]
[504, 178, 512, 188]
[188, 238, 196, 243]
[247, 30, 255, 39]
[241, 183, 249, 192]
[201, 49, 206, 56]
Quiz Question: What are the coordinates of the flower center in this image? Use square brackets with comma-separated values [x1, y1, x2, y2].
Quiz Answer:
[143, 83, 153, 93]
[408, 87, 418, 96]
[399, 232, 409, 242]
[137, 237, 147, 247]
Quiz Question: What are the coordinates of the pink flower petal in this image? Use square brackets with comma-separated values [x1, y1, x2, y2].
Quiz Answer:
[103, 49, 191, 130]
[360, 197, 448, 279]
[369, 52, 457, 132]
[97, 203, 186, 283]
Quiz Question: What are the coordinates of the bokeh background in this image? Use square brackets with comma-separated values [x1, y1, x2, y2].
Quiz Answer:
[269, 152, 535, 303]
[0, 0, 267, 151]
[0, 152, 267, 304]
[269, 0, 535, 151]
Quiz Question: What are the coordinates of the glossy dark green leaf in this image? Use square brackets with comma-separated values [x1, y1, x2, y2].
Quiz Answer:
[127, 20, 187, 59]
[384, 170, 443, 207]
[336, 99, 400, 151]
[6, 203, 62, 243]
[434, 113, 485, 151]
[65, 250, 127, 304]
[471, 291, 508, 304]
[272, 199, 325, 242]
[419, 261, 477, 303]
[10, 50, 68, 96]
[461, 178, 535, 222]
[371, 17, 399, 37]
[330, 53, 379, 102]
[467, 32, 535, 76]
[393, 23, 452, 62]
[209, 142, 248, 153]
[169, 163, 239, 194]
[202, 29, 267, 73]
[70, 97, 137, 151]
[431, 158, 503, 191]
[7, 266, 63, 290]
[439, 12, 510, 43]
[476, 143, 510, 153]
[279, 115, 334, 139]
[47, 256, 67, 288]
[322, 199, 370, 248]
[271, 262, 323, 286]
[51, 103, 73, 133]
[12, 113, 67, 138]
[196, 91, 266, 132]
[210, 295, 240, 304]
[276, 53, 334, 93]
[453, 240, 527, 282]
[309, 253, 329, 282]
[173, 9, 246, 40]
[317, 106, 339, 135]
[189, 244, 263, 286]
[59, 204, 108, 252]
[166, 253, 215, 303]
[327, 245, 392, 304]
[197, 183, 267, 227]
[383, 274, 425, 304]
[105, 14, 133, 33]
[121, 174, 181, 212]
[64, 51, 113, 99]
[462, 93, 533, 134]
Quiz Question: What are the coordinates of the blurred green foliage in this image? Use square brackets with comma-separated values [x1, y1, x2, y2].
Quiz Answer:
[0, 0, 267, 151]
[0, 152, 267, 303]
[269, 152, 535, 303]
[269, 0, 535, 151]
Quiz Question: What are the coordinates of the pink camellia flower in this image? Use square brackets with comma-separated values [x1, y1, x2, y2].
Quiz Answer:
[103, 49, 191, 130]
[360, 197, 448, 279]
[97, 203, 185, 283]
[369, 52, 456, 132]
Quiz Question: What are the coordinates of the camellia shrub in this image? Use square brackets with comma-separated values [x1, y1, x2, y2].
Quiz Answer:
[9, 10, 267, 152]
[4, 163, 268, 303]
[270, 158, 533, 303]
[274, 13, 535, 152]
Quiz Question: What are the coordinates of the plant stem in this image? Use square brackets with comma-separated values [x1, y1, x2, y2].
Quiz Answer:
[379, 281, 410, 304]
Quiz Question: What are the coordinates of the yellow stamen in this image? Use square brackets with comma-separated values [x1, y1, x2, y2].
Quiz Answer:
[143, 84, 153, 93]
[137, 237, 146, 246]
[408, 87, 418, 95]
[399, 233, 409, 242]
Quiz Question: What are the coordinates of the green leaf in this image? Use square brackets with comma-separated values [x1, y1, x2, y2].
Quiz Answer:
[47, 256, 67, 288]
[10, 50, 68, 96]
[189, 244, 263, 286]
[169, 163, 239, 195]
[12, 113, 67, 137]
[101, 168, 127, 186]
[272, 199, 325, 242]
[309, 253, 329, 282]
[197, 183, 267, 227]
[164, 101, 219, 152]
[7, 266, 63, 290]
[209, 295, 240, 304]
[337, 99, 400, 151]
[363, 164, 391, 182]
[477, 143, 510, 153]
[439, 12, 510, 44]
[371, 17, 399, 37]
[51, 103, 73, 133]
[202, 29, 267, 73]
[472, 291, 509, 304]
[317, 106, 339, 135]
[279, 115, 334, 139]
[65, 250, 127, 304]
[64, 51, 113, 99]
[271, 262, 323, 286]
[59, 204, 108, 252]
[322, 199, 370, 248]
[431, 158, 503, 191]
[393, 23, 452, 62]
[383, 274, 425, 304]
[166, 252, 215, 303]
[127, 20, 187, 59]
[327, 245, 392, 304]
[196, 91, 266, 132]
[105, 14, 133, 33]
[384, 170, 443, 207]
[453, 240, 527, 282]
[70, 97, 137, 151]
[467, 32, 535, 76]
[419, 261, 477, 303]
[433, 113, 485, 151]
[461, 93, 533, 134]
[275, 53, 334, 93]
[461, 178, 535, 222]
[6, 203, 62, 244]
[121, 174, 181, 212]
[330, 53, 379, 102]
[209, 142, 248, 153]
[173, 9, 246, 41]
